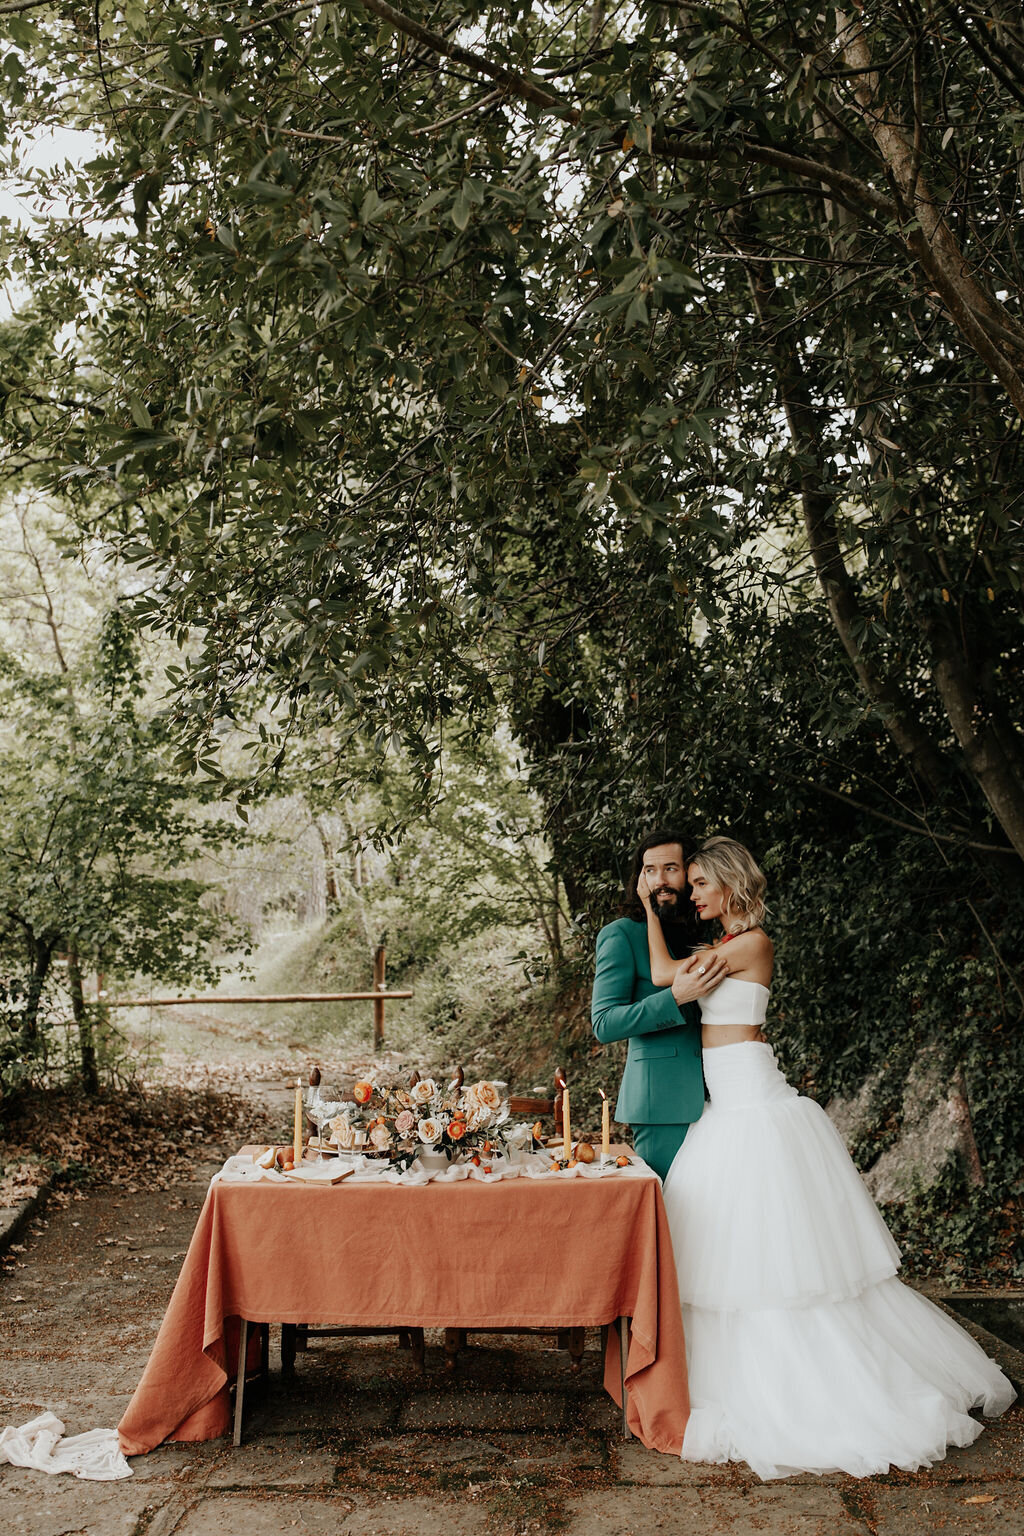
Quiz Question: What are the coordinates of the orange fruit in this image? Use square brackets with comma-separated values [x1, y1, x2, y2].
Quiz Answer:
[616, 1155, 631, 1167]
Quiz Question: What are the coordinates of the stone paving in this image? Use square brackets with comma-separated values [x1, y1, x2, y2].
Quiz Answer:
[1, 1151, 1023, 1536]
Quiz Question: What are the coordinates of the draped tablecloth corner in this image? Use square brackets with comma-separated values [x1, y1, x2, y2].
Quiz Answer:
[118, 1170, 690, 1457]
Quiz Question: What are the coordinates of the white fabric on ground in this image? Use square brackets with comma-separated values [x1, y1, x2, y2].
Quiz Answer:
[0, 1412, 132, 1480]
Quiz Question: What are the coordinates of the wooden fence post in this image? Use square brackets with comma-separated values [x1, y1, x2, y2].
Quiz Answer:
[373, 944, 386, 1051]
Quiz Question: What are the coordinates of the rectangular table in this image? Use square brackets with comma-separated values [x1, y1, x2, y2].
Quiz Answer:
[118, 1167, 691, 1457]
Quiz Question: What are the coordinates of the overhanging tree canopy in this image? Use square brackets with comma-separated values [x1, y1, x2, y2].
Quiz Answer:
[1, 0, 1022, 862]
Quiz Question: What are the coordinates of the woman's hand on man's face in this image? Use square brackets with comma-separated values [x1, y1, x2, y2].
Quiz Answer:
[636, 870, 653, 908]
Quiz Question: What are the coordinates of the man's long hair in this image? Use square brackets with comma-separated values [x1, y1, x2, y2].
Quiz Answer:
[620, 827, 700, 945]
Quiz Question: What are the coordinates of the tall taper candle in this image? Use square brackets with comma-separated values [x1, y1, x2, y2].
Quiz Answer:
[562, 1087, 571, 1162]
[293, 1078, 303, 1165]
[601, 1091, 610, 1159]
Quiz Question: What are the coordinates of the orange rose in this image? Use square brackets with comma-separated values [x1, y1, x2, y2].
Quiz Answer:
[447, 1119, 467, 1141]
[353, 1082, 373, 1104]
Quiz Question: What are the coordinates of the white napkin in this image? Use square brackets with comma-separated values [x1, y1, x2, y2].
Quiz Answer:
[211, 1152, 656, 1187]
[212, 1153, 372, 1185]
[0, 1413, 132, 1480]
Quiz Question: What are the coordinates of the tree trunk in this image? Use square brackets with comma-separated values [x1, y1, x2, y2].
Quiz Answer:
[835, 9, 1024, 421]
[550, 876, 563, 966]
[68, 949, 100, 1097]
[19, 930, 54, 1052]
[743, 258, 952, 798]
[314, 818, 340, 905]
[815, 143, 1024, 860]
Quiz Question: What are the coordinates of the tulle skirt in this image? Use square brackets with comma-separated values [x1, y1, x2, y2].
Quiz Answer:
[662, 1042, 1016, 1479]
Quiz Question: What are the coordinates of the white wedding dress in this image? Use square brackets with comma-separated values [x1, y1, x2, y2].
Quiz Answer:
[662, 978, 1016, 1480]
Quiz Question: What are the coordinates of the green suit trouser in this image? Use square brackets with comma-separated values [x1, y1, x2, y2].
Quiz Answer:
[632, 1122, 689, 1181]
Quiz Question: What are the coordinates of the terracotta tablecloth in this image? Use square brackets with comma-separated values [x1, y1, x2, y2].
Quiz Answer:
[118, 1171, 689, 1456]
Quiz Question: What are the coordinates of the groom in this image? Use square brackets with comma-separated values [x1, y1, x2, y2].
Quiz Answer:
[591, 828, 728, 1179]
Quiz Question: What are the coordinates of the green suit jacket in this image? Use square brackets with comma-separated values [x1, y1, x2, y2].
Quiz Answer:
[590, 917, 704, 1127]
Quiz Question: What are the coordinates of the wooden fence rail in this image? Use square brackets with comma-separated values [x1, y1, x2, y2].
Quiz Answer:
[106, 947, 409, 1049]
[105, 993, 414, 1006]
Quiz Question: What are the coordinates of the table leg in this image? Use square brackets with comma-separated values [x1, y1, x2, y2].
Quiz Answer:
[443, 1327, 464, 1372]
[233, 1318, 249, 1448]
[618, 1315, 631, 1440]
[281, 1322, 297, 1376]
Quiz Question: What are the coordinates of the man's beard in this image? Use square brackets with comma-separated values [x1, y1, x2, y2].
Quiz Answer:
[654, 893, 692, 953]
[651, 888, 683, 920]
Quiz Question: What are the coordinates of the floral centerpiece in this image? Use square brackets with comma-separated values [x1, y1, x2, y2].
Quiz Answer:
[328, 1075, 510, 1170]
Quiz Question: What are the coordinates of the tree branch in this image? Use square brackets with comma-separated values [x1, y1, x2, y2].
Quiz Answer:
[799, 779, 1016, 854]
[0, 0, 59, 14]
[353, 0, 573, 114]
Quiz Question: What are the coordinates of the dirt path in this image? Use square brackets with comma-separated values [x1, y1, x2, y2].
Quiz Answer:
[2, 1078, 1023, 1536]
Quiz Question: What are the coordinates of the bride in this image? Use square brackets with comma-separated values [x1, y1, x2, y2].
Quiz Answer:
[637, 835, 1016, 1480]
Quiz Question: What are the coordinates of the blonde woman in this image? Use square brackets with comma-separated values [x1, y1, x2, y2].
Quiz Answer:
[637, 836, 1015, 1480]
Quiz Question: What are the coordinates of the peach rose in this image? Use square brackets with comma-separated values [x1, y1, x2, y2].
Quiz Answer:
[353, 1081, 374, 1104]
[465, 1080, 502, 1115]
[395, 1110, 416, 1136]
[369, 1123, 392, 1151]
[410, 1078, 437, 1106]
[417, 1117, 441, 1144]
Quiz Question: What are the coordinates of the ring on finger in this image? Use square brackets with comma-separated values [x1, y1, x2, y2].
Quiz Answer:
[697, 965, 706, 976]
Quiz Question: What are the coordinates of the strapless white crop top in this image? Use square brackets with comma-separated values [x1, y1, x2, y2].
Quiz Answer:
[699, 976, 769, 1028]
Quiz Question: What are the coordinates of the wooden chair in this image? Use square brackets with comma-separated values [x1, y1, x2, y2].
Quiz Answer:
[281, 1321, 425, 1374]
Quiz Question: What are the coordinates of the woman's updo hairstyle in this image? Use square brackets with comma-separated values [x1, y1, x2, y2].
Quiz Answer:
[690, 836, 767, 935]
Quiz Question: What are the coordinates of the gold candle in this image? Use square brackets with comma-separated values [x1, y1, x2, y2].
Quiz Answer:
[601, 1091, 610, 1159]
[562, 1087, 571, 1162]
[293, 1078, 303, 1165]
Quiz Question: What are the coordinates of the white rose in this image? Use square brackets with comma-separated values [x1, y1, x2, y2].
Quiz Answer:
[417, 1117, 441, 1144]
[329, 1116, 356, 1150]
[410, 1079, 437, 1106]
[369, 1123, 392, 1151]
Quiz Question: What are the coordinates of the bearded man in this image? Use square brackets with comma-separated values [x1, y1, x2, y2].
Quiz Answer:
[590, 828, 728, 1179]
